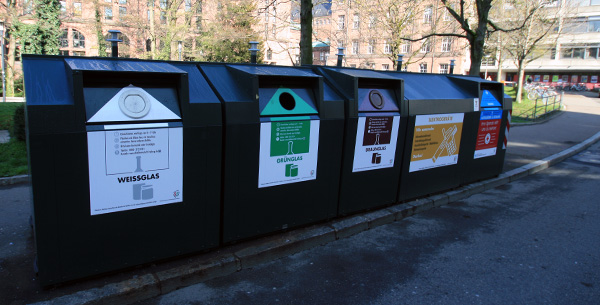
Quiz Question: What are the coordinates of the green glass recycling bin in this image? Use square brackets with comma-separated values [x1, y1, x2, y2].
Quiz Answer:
[23, 55, 222, 286]
[199, 63, 344, 243]
[449, 76, 511, 184]
[315, 67, 407, 215]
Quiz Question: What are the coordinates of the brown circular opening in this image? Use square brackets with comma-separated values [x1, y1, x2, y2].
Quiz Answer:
[369, 90, 385, 109]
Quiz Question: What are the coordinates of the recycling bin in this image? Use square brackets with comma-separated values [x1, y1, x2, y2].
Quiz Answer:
[449, 76, 511, 184]
[23, 55, 222, 285]
[199, 63, 344, 243]
[315, 67, 406, 215]
[381, 72, 476, 201]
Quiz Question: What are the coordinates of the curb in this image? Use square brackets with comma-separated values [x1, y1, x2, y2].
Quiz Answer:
[28, 131, 600, 305]
[0, 174, 29, 186]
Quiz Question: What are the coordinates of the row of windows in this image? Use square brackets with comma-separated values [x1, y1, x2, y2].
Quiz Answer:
[335, 7, 453, 31]
[336, 38, 453, 55]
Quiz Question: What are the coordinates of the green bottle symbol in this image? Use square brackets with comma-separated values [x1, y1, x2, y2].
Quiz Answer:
[285, 164, 299, 177]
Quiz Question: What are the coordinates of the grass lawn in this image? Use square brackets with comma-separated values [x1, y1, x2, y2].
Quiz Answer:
[0, 102, 28, 177]
[0, 102, 23, 131]
[0, 140, 28, 177]
[504, 86, 561, 122]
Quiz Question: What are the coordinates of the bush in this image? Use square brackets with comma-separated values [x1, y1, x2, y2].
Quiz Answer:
[12, 104, 26, 141]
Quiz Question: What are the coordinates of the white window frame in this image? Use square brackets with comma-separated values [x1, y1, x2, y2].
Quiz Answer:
[439, 64, 449, 74]
[352, 40, 359, 54]
[419, 63, 428, 73]
[423, 6, 432, 24]
[441, 37, 452, 52]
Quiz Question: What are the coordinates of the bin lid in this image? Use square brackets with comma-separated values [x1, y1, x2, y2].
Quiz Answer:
[392, 73, 472, 100]
[65, 58, 186, 74]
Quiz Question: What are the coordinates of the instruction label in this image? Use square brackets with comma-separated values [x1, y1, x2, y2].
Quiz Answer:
[352, 115, 400, 172]
[87, 127, 183, 215]
[409, 113, 464, 172]
[474, 110, 502, 159]
[258, 120, 320, 188]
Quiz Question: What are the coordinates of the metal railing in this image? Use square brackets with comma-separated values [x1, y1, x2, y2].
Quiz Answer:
[513, 92, 563, 121]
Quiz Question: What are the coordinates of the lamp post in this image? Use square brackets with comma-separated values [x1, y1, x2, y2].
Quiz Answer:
[0, 21, 5, 103]
[336, 47, 345, 67]
[177, 40, 182, 61]
[106, 30, 122, 58]
[249, 41, 259, 64]
[396, 54, 404, 71]
[484, 54, 491, 79]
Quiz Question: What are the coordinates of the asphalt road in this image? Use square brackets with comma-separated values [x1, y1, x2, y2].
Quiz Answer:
[139, 142, 600, 305]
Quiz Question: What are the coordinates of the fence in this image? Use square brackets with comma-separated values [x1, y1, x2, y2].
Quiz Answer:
[513, 92, 563, 121]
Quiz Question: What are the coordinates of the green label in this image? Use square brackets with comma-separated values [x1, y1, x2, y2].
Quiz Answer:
[270, 120, 311, 156]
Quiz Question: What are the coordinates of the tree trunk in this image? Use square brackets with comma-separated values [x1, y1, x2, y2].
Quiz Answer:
[299, 0, 312, 66]
[469, 33, 484, 76]
[7, 35, 15, 96]
[516, 58, 525, 103]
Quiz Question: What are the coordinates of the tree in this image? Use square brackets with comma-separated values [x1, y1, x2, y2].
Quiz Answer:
[502, 1, 562, 102]
[299, 0, 313, 65]
[438, 0, 539, 76]
[200, 2, 262, 63]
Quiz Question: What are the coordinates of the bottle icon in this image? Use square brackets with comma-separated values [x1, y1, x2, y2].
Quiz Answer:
[285, 164, 299, 177]
[372, 153, 382, 164]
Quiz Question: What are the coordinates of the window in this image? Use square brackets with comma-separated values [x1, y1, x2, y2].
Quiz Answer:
[160, 11, 167, 24]
[439, 64, 449, 74]
[382, 64, 389, 70]
[367, 39, 375, 54]
[423, 6, 432, 24]
[105, 7, 113, 20]
[482, 57, 495, 66]
[196, 0, 203, 14]
[420, 40, 430, 53]
[23, 0, 33, 14]
[73, 2, 82, 16]
[72, 30, 85, 48]
[338, 40, 345, 49]
[119, 6, 127, 20]
[441, 37, 452, 52]
[384, 40, 391, 54]
[119, 0, 127, 3]
[443, 4, 454, 21]
[419, 63, 428, 73]
[196, 16, 202, 31]
[60, 30, 69, 48]
[352, 40, 359, 54]
[353, 14, 360, 29]
[159, 0, 167, 9]
[338, 15, 345, 30]
[267, 49, 272, 60]
[185, 0, 191, 11]
[368, 15, 375, 28]
[587, 47, 599, 59]
[60, 1, 67, 13]
[401, 43, 411, 54]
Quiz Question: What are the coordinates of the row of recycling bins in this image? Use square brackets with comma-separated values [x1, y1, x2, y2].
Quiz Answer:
[22, 55, 511, 286]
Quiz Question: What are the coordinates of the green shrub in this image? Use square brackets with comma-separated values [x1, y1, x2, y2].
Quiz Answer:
[12, 104, 26, 141]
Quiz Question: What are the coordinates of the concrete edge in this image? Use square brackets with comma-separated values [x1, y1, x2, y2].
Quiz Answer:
[28, 130, 600, 305]
[0, 174, 29, 186]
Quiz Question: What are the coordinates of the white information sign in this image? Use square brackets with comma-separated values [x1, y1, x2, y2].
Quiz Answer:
[258, 120, 320, 188]
[352, 115, 400, 172]
[87, 127, 183, 215]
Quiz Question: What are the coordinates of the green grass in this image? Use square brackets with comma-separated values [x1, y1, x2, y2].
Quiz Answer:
[0, 102, 23, 131]
[504, 86, 560, 122]
[0, 139, 28, 177]
[0, 102, 28, 177]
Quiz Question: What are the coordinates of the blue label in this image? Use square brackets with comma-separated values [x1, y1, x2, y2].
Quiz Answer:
[480, 110, 502, 120]
[481, 90, 502, 107]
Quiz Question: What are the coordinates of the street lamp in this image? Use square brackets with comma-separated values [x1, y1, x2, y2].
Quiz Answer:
[396, 54, 404, 71]
[0, 21, 5, 103]
[177, 40, 182, 61]
[106, 29, 122, 58]
[249, 41, 259, 64]
[484, 54, 492, 80]
[336, 47, 345, 67]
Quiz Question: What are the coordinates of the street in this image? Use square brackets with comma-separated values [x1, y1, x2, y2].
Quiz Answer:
[139, 142, 600, 305]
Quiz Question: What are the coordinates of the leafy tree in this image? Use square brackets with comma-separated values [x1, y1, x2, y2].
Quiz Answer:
[200, 2, 262, 63]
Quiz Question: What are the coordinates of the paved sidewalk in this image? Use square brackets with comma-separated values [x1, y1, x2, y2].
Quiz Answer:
[1, 92, 600, 305]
